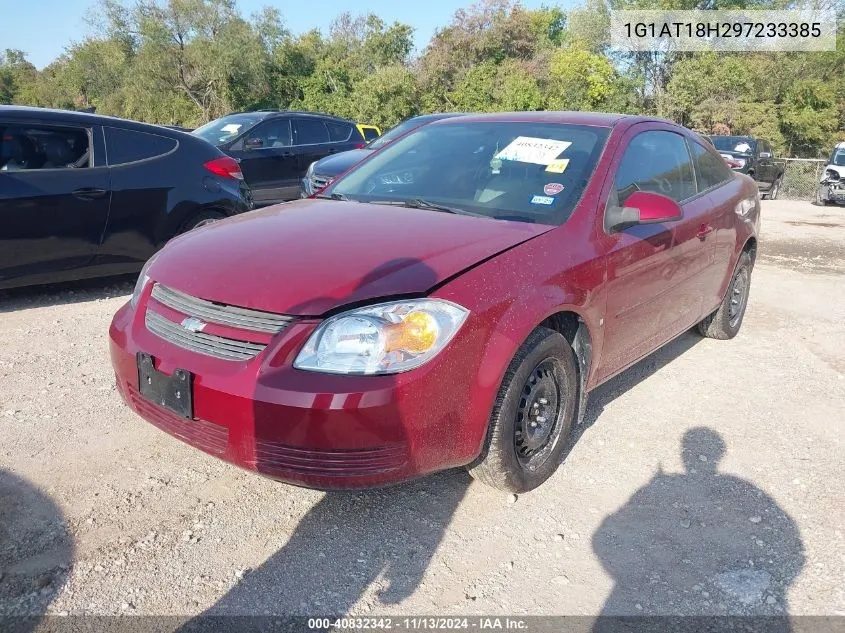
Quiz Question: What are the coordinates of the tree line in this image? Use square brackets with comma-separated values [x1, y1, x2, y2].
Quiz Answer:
[1, 0, 843, 157]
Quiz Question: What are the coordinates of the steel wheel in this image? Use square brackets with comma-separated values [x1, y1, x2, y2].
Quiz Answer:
[728, 265, 750, 328]
[514, 358, 566, 471]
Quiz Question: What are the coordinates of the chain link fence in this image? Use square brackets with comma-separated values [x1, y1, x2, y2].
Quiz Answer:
[777, 158, 826, 201]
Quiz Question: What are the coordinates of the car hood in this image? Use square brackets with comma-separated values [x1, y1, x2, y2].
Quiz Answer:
[149, 199, 552, 316]
[312, 149, 373, 177]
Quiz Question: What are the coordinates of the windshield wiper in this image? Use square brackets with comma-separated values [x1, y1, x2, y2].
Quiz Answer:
[367, 198, 486, 218]
[314, 192, 349, 201]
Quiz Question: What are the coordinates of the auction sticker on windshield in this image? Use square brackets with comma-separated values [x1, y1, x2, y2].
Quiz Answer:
[496, 137, 572, 165]
[545, 159, 570, 173]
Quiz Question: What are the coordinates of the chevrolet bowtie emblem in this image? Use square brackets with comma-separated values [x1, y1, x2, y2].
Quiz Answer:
[180, 317, 207, 332]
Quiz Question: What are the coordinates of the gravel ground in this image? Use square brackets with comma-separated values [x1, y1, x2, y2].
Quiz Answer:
[0, 199, 843, 621]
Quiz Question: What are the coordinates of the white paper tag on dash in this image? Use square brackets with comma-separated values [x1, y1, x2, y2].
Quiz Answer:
[495, 137, 572, 165]
[221, 124, 242, 133]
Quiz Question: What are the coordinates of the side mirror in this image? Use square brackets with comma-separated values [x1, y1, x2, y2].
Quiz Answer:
[759, 151, 772, 159]
[244, 137, 264, 150]
[605, 191, 683, 233]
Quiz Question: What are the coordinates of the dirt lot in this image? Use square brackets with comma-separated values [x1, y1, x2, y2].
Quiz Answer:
[0, 199, 843, 621]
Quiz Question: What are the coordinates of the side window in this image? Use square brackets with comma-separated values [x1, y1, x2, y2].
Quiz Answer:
[690, 140, 734, 192]
[244, 119, 292, 149]
[105, 127, 177, 165]
[294, 119, 330, 145]
[0, 125, 90, 171]
[362, 127, 380, 142]
[326, 121, 352, 142]
[614, 130, 696, 205]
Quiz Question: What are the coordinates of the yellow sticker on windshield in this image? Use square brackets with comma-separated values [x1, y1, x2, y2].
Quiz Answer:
[545, 159, 570, 174]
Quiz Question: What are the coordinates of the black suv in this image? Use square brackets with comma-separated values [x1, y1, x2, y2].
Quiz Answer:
[707, 135, 784, 199]
[0, 106, 252, 290]
[193, 110, 366, 206]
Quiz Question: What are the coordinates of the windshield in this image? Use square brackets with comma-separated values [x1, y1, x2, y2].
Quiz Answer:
[709, 136, 756, 154]
[327, 121, 610, 225]
[830, 149, 845, 167]
[367, 118, 425, 150]
[192, 114, 263, 146]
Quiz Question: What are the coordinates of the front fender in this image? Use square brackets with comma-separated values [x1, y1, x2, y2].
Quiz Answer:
[432, 230, 605, 461]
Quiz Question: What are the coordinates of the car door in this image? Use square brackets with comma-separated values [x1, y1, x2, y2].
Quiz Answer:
[688, 138, 744, 312]
[227, 117, 298, 204]
[757, 140, 775, 188]
[292, 118, 335, 175]
[0, 120, 110, 286]
[594, 126, 704, 383]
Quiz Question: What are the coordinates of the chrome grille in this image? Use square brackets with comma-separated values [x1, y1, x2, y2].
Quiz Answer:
[151, 284, 293, 334]
[309, 173, 333, 193]
[145, 311, 266, 361]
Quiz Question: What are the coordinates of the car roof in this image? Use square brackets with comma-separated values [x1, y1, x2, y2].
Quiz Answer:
[429, 111, 665, 128]
[224, 109, 355, 124]
[0, 105, 194, 137]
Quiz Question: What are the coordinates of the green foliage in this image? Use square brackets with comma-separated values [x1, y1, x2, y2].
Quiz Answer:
[0, 0, 842, 156]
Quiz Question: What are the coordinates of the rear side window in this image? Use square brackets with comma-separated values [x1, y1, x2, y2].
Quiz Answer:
[614, 130, 696, 204]
[690, 140, 734, 192]
[1, 124, 90, 171]
[326, 121, 353, 142]
[361, 127, 380, 141]
[294, 119, 329, 145]
[105, 127, 177, 165]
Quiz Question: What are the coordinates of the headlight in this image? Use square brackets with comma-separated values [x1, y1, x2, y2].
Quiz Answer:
[130, 252, 158, 309]
[294, 299, 469, 375]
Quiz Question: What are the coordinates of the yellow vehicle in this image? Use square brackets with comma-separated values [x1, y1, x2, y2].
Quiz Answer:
[356, 123, 382, 143]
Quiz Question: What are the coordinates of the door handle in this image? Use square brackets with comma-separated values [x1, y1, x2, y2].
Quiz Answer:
[279, 152, 295, 158]
[72, 187, 107, 200]
[696, 224, 714, 240]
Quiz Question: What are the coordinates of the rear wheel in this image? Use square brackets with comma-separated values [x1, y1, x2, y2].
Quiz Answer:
[697, 251, 752, 340]
[468, 327, 578, 493]
[766, 177, 781, 200]
[179, 210, 225, 234]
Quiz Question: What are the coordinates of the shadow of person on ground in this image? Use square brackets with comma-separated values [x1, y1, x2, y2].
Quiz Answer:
[592, 428, 804, 631]
[0, 469, 73, 626]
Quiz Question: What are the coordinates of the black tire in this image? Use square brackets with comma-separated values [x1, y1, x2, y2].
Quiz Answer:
[468, 327, 578, 493]
[697, 251, 752, 340]
[815, 189, 829, 206]
[179, 210, 225, 234]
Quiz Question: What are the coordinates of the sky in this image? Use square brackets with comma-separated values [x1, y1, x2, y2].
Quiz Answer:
[1, 0, 561, 69]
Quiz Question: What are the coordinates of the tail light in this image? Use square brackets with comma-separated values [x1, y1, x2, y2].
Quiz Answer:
[204, 156, 244, 180]
[355, 143, 365, 149]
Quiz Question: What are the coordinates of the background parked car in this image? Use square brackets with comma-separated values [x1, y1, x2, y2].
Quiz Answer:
[193, 110, 366, 206]
[0, 105, 252, 290]
[708, 135, 783, 199]
[817, 141, 845, 206]
[301, 113, 466, 197]
[357, 123, 381, 142]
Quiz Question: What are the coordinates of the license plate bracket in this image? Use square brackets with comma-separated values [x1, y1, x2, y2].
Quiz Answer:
[137, 352, 194, 419]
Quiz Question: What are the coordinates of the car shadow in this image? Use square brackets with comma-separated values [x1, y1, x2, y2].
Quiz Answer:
[0, 275, 136, 314]
[176, 258, 472, 626]
[565, 330, 702, 457]
[591, 427, 804, 631]
[0, 469, 74, 623]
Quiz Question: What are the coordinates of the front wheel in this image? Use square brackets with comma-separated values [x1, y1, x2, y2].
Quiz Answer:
[697, 251, 752, 340]
[467, 327, 578, 493]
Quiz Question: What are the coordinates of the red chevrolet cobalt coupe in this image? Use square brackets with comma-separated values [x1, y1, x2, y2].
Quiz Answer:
[109, 112, 760, 493]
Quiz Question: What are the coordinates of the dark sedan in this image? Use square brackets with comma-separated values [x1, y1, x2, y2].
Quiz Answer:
[0, 106, 252, 290]
[300, 113, 466, 197]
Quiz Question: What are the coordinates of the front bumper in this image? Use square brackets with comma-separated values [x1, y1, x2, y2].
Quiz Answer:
[109, 300, 489, 489]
